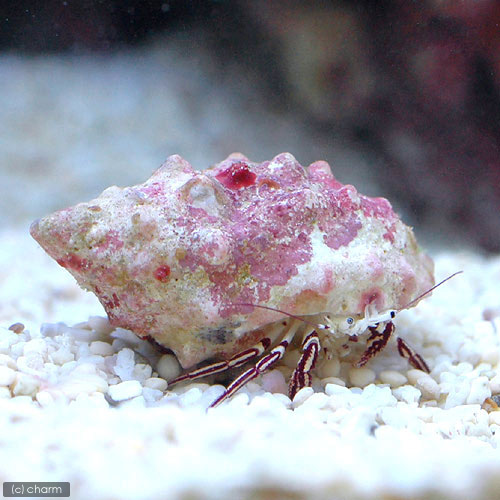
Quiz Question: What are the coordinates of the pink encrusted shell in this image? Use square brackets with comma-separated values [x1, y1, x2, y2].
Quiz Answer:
[30, 153, 434, 368]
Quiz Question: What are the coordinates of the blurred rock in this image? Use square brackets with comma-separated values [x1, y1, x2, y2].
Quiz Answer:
[238, 0, 500, 251]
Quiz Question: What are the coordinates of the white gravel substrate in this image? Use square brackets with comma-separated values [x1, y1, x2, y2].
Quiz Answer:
[1, 228, 500, 499]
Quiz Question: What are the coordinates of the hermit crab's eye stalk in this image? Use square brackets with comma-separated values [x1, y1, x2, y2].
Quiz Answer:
[374, 309, 396, 323]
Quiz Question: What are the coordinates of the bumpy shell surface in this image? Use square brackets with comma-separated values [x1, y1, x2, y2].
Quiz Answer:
[31, 153, 434, 367]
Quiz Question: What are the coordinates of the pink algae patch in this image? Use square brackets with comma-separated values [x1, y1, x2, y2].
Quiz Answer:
[235, 192, 314, 291]
[141, 182, 164, 198]
[361, 196, 394, 220]
[359, 287, 385, 312]
[215, 162, 257, 190]
[322, 217, 362, 250]
[101, 292, 121, 311]
[383, 231, 395, 243]
[154, 265, 171, 282]
[308, 161, 343, 190]
[361, 196, 397, 243]
[178, 189, 316, 316]
[56, 253, 91, 271]
[319, 187, 362, 250]
[95, 230, 124, 253]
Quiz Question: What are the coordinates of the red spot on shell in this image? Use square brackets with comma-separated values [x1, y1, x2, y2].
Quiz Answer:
[56, 253, 91, 271]
[215, 162, 257, 190]
[383, 230, 395, 243]
[154, 265, 171, 282]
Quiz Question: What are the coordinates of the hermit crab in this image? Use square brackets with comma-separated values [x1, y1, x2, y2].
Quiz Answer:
[31, 152, 439, 407]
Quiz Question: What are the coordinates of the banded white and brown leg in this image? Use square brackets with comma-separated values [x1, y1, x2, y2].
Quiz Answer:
[357, 322, 394, 367]
[169, 338, 271, 386]
[357, 321, 430, 373]
[396, 336, 430, 373]
[288, 327, 320, 400]
[209, 320, 301, 408]
[169, 322, 286, 386]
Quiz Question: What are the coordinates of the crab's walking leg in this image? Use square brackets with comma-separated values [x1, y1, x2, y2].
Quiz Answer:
[396, 337, 430, 373]
[357, 322, 394, 367]
[209, 321, 301, 408]
[288, 327, 320, 400]
[169, 338, 271, 385]
[169, 322, 288, 386]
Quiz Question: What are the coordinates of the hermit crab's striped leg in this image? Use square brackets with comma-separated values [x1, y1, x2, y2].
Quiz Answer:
[288, 327, 320, 400]
[209, 320, 302, 408]
[396, 337, 430, 373]
[357, 322, 394, 367]
[169, 323, 285, 386]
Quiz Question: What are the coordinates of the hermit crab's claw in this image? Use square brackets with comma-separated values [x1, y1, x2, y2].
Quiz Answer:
[356, 272, 463, 372]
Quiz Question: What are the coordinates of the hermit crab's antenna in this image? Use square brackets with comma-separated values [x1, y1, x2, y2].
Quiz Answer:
[230, 271, 463, 327]
[229, 271, 463, 332]
[227, 303, 330, 330]
[399, 271, 463, 311]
